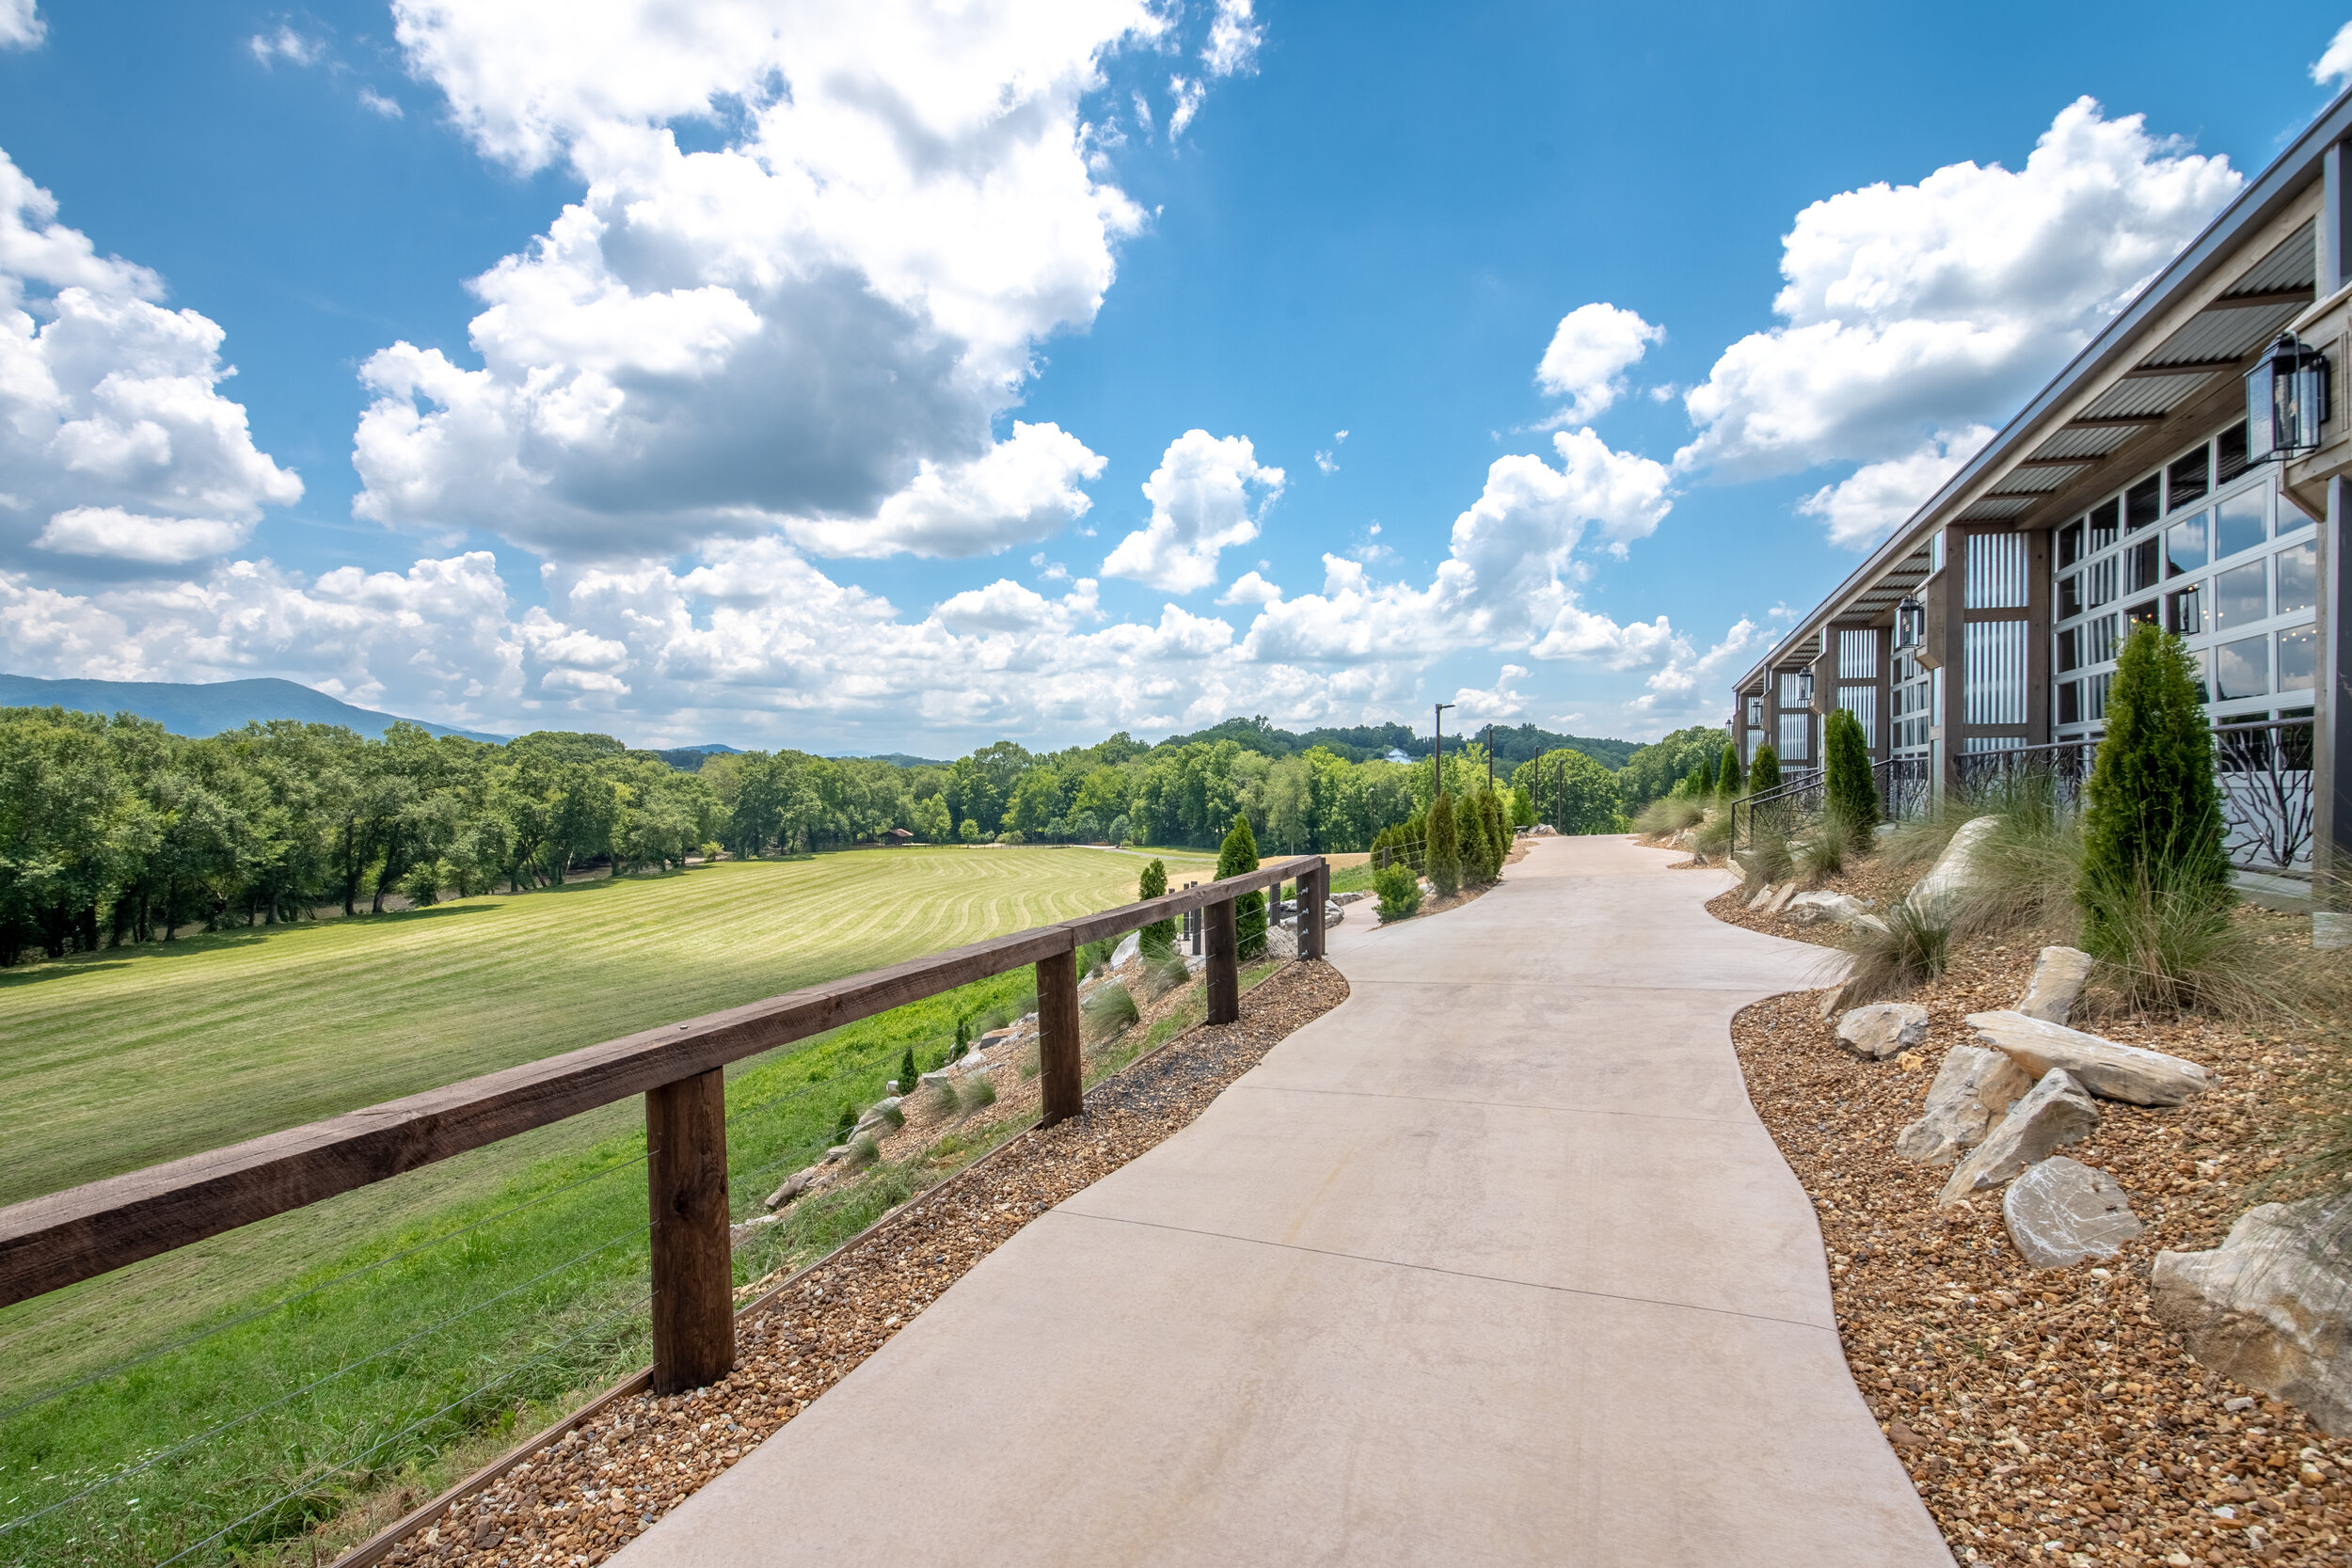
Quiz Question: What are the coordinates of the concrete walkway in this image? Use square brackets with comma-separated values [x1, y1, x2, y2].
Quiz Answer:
[613, 836, 1953, 1566]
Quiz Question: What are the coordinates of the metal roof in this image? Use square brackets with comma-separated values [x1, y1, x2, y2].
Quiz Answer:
[1736, 92, 2352, 695]
[2075, 372, 2217, 420]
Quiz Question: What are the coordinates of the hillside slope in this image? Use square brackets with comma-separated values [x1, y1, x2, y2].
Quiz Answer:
[0, 673, 506, 741]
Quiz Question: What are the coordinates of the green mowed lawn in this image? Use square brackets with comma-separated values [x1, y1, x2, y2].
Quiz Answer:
[0, 845, 1225, 1566]
[0, 845, 1210, 1206]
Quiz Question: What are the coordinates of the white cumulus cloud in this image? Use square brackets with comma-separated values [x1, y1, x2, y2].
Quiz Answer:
[249, 25, 325, 67]
[1535, 303, 1663, 423]
[2316, 22, 2352, 87]
[1677, 99, 2239, 484]
[354, 0, 1192, 562]
[1, 0, 42, 50]
[1795, 423, 1995, 549]
[1101, 429, 1283, 594]
[1203, 0, 1263, 77]
[0, 147, 301, 569]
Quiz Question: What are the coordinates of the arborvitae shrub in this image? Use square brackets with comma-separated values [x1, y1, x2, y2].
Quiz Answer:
[2079, 624, 2231, 955]
[1696, 753, 1716, 795]
[1217, 816, 1266, 958]
[1426, 792, 1463, 897]
[1137, 857, 1177, 953]
[1717, 743, 1744, 800]
[1373, 863, 1422, 922]
[832, 1103, 856, 1144]
[1480, 790, 1508, 878]
[898, 1046, 917, 1096]
[1823, 707, 1878, 836]
[1749, 743, 1782, 795]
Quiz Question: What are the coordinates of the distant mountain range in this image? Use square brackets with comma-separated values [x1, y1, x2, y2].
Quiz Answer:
[0, 673, 508, 743]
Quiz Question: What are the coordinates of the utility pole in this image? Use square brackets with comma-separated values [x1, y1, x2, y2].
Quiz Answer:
[1484, 723, 1496, 795]
[1432, 702, 1454, 803]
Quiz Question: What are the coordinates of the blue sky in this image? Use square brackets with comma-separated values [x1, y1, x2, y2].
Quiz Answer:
[2, 1, 2348, 752]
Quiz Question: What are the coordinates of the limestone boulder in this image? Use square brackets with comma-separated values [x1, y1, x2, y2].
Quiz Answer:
[1897, 1045, 2034, 1164]
[2153, 1195, 2352, 1435]
[1965, 1010, 2210, 1106]
[2002, 1157, 2141, 1269]
[1111, 933, 1140, 968]
[1937, 1068, 2098, 1206]
[1835, 1002, 1930, 1061]
[2017, 946, 2095, 1025]
[1788, 891, 1871, 927]
[1906, 815, 2000, 926]
[764, 1165, 827, 1210]
[1746, 881, 1779, 911]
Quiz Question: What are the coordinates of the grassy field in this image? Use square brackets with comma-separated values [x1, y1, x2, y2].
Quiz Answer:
[0, 844, 1220, 1566]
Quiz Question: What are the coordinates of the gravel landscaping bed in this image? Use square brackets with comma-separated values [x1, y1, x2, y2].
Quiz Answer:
[368, 958, 1349, 1567]
[1716, 881, 2352, 1566]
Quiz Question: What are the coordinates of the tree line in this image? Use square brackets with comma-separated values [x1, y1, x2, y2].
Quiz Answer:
[0, 705, 1733, 964]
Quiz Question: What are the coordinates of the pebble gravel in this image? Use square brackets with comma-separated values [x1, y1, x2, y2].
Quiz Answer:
[1716, 880, 2352, 1567]
[370, 958, 1350, 1567]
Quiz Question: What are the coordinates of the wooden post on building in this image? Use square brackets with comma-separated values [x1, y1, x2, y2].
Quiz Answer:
[1035, 946, 1083, 1127]
[1205, 897, 1239, 1024]
[646, 1069, 734, 1395]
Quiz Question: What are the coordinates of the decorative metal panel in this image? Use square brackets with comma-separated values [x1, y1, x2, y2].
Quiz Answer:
[1836, 685, 1876, 742]
[1963, 620, 2029, 725]
[1777, 672, 1805, 706]
[1965, 531, 2029, 609]
[1776, 712, 1811, 761]
[1836, 628, 1879, 680]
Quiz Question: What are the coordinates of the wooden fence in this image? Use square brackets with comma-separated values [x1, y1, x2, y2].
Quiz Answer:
[0, 854, 1329, 1395]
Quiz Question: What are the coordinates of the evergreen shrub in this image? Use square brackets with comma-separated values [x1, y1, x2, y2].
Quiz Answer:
[1717, 743, 1743, 800]
[1373, 863, 1422, 922]
[1137, 857, 1177, 953]
[1217, 816, 1267, 958]
[1426, 792, 1463, 897]
[1823, 708, 1878, 837]
[1749, 743, 1781, 795]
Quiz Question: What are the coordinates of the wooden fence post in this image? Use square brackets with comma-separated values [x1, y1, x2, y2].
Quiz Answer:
[646, 1068, 734, 1395]
[1302, 863, 1327, 959]
[1035, 946, 1084, 1127]
[1205, 897, 1239, 1024]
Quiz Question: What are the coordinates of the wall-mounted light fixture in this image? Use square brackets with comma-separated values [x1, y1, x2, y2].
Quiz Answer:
[1893, 594, 1926, 651]
[1795, 668, 1814, 705]
[2247, 333, 2331, 463]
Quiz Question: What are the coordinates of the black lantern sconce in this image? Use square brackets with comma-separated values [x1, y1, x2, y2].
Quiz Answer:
[2247, 333, 2331, 463]
[1893, 594, 1925, 652]
[1795, 668, 1814, 705]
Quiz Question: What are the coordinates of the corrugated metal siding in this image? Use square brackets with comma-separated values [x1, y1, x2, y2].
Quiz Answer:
[1960, 497, 2033, 521]
[2026, 426, 2137, 461]
[2077, 372, 2216, 419]
[2141, 300, 2301, 368]
[1836, 628, 1879, 680]
[1776, 712, 1811, 761]
[1989, 467, 2070, 495]
[1963, 620, 2029, 724]
[1777, 672, 1805, 706]
[1965, 531, 2029, 609]
[1963, 735, 2026, 753]
[2223, 221, 2316, 296]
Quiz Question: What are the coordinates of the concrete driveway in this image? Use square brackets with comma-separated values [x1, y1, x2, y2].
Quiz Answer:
[612, 834, 1953, 1567]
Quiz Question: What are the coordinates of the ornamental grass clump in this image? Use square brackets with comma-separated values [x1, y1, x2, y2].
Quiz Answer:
[1634, 796, 1706, 837]
[1425, 792, 1463, 897]
[1082, 977, 1140, 1040]
[2077, 624, 2233, 1004]
[1140, 943, 1191, 998]
[1737, 824, 1793, 895]
[957, 1074, 997, 1112]
[1836, 896, 1950, 1002]
[1217, 816, 1267, 958]
[1373, 862, 1422, 922]
[1691, 808, 1735, 863]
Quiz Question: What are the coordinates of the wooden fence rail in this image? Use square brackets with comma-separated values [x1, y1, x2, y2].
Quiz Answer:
[0, 853, 1328, 1395]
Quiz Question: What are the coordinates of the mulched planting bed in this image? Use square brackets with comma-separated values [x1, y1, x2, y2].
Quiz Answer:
[370, 958, 1349, 1567]
[1717, 881, 2352, 1567]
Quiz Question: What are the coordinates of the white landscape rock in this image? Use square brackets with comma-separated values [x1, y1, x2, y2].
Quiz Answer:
[1111, 933, 1140, 968]
[1906, 815, 2000, 926]
[1746, 881, 1780, 911]
[2153, 1195, 2352, 1434]
[1788, 891, 1872, 927]
[1937, 1068, 2099, 1207]
[2002, 1156, 2142, 1270]
[1765, 883, 1801, 915]
[1897, 1045, 2035, 1164]
[2016, 946, 2096, 1025]
[764, 1166, 828, 1210]
[1835, 1003, 1930, 1061]
[1965, 1010, 2211, 1106]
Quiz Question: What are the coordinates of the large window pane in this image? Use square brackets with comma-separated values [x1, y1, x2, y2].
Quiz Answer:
[2280, 626, 2316, 693]
[2089, 499, 2120, 552]
[2214, 560, 2268, 630]
[2165, 514, 2208, 576]
[2280, 490, 2316, 535]
[2085, 672, 2110, 721]
[2166, 583, 2203, 636]
[2059, 519, 2084, 567]
[2216, 635, 2269, 700]
[2058, 680, 2080, 725]
[2126, 538, 2160, 594]
[2217, 420, 2251, 483]
[2167, 446, 2210, 510]
[2056, 626, 2079, 673]
[2126, 475, 2161, 531]
[2089, 612, 2120, 663]
[2277, 541, 2317, 616]
[2215, 488, 2266, 559]
[2087, 557, 2117, 609]
[2058, 573, 2082, 619]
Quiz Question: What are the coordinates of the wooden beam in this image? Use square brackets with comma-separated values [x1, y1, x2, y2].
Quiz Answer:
[647, 1069, 733, 1395]
[1034, 948, 1083, 1128]
[0, 854, 1325, 1308]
